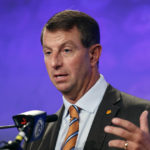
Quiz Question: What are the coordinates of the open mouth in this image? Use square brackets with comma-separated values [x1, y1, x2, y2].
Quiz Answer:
[54, 74, 68, 82]
[54, 74, 68, 78]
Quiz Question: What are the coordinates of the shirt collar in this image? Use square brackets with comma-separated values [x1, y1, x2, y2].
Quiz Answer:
[62, 74, 108, 118]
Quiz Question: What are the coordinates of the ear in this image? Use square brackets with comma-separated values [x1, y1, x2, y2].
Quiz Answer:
[89, 44, 102, 67]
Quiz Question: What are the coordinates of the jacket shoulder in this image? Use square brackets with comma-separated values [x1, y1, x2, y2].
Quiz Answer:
[120, 91, 150, 108]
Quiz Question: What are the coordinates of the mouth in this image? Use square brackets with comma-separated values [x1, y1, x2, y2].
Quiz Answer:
[54, 74, 68, 78]
[54, 74, 68, 82]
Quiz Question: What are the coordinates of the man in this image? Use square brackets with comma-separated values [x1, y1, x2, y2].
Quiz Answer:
[24, 10, 150, 150]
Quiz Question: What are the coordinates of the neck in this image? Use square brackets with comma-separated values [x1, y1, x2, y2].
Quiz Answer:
[63, 71, 100, 104]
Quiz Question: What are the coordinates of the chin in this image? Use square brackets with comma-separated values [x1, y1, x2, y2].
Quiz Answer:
[56, 86, 72, 94]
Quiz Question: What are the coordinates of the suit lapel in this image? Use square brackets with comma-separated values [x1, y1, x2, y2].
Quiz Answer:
[49, 105, 65, 149]
[84, 85, 121, 150]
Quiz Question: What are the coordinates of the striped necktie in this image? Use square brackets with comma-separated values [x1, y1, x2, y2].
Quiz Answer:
[62, 105, 80, 150]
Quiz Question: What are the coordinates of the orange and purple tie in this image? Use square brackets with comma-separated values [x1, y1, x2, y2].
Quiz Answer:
[62, 105, 80, 150]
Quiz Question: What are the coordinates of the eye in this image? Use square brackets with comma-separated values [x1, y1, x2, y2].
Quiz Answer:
[44, 51, 51, 55]
[46, 51, 51, 54]
[64, 49, 71, 53]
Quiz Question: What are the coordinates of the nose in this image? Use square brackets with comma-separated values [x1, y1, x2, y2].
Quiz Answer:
[51, 53, 63, 69]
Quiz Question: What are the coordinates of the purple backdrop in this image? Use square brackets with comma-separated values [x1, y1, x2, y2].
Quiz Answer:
[0, 0, 150, 141]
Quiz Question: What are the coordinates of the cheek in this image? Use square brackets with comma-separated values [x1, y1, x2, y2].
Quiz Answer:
[44, 60, 49, 70]
[66, 55, 90, 75]
[44, 60, 52, 75]
[67, 56, 83, 70]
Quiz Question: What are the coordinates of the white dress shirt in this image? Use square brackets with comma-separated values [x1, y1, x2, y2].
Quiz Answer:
[55, 74, 108, 150]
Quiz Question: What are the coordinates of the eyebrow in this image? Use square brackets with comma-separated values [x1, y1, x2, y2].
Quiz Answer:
[60, 41, 77, 49]
[43, 40, 77, 51]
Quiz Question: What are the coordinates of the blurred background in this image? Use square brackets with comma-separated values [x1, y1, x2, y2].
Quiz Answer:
[0, 0, 150, 141]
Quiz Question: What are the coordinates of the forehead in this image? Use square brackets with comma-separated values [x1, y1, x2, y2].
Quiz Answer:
[42, 27, 82, 47]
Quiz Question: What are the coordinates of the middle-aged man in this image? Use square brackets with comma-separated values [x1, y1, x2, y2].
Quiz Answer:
[24, 10, 150, 150]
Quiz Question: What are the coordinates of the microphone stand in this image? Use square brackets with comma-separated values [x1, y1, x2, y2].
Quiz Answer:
[0, 132, 24, 150]
[0, 124, 29, 150]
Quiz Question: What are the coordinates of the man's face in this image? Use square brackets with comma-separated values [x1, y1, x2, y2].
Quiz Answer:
[42, 27, 94, 100]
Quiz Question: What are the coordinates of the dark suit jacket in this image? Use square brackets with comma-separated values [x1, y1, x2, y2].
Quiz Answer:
[24, 85, 150, 150]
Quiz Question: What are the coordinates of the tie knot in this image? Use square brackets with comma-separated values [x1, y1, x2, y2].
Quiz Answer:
[69, 105, 80, 119]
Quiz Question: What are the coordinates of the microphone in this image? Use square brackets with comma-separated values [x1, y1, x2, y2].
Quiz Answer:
[12, 110, 58, 142]
[0, 114, 58, 129]
[0, 110, 58, 150]
[46, 115, 58, 122]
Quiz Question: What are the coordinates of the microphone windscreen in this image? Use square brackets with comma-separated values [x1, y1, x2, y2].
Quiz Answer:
[46, 114, 58, 122]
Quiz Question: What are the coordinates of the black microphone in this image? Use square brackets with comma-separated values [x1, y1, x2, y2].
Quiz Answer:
[46, 114, 58, 122]
[12, 110, 58, 142]
[0, 110, 58, 150]
[0, 114, 58, 129]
